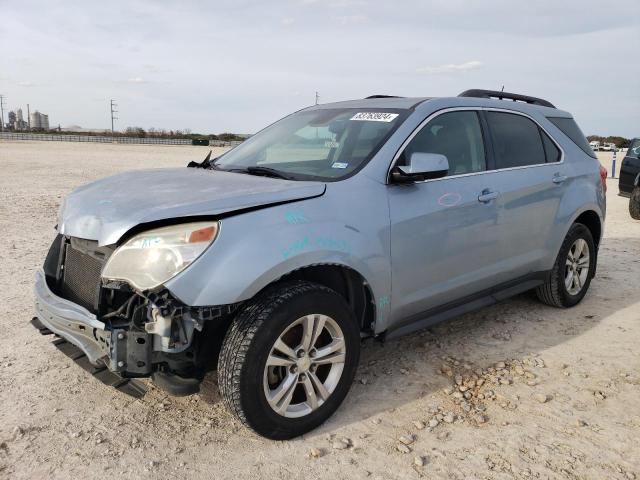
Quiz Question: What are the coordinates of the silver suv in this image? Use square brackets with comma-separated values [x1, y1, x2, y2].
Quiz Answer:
[33, 89, 606, 439]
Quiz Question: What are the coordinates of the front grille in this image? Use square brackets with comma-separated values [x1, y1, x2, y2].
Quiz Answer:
[60, 245, 104, 312]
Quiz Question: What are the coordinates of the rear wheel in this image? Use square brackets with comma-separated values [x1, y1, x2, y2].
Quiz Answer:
[630, 186, 640, 220]
[536, 223, 596, 308]
[218, 281, 360, 439]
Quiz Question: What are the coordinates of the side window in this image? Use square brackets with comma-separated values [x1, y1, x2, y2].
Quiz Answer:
[401, 111, 486, 176]
[487, 112, 546, 168]
[541, 130, 561, 163]
[547, 117, 597, 159]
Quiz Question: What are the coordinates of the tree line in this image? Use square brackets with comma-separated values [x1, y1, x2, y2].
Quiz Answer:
[25, 127, 245, 142]
[586, 135, 633, 148]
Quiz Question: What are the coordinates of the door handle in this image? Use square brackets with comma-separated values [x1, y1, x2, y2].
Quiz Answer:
[552, 175, 568, 184]
[478, 189, 498, 203]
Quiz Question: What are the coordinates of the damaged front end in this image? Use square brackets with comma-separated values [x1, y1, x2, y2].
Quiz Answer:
[33, 234, 238, 397]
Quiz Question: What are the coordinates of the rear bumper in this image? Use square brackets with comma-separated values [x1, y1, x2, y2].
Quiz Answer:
[33, 268, 110, 365]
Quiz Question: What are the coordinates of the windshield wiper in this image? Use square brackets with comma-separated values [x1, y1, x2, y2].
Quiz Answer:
[187, 150, 220, 169]
[244, 166, 295, 180]
[217, 165, 295, 180]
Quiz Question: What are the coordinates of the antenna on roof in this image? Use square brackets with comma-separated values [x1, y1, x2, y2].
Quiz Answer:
[501, 85, 505, 92]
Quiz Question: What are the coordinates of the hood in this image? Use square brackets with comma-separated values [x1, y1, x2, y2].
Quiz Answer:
[58, 168, 325, 245]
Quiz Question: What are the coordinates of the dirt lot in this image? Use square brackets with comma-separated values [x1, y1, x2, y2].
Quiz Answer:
[0, 141, 638, 480]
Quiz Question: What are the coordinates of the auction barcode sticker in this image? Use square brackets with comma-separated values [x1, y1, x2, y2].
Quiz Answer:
[350, 112, 399, 122]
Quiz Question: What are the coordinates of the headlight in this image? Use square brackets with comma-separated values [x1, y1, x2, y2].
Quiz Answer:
[102, 221, 219, 290]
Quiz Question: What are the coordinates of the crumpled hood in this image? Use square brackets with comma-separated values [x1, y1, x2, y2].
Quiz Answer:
[58, 168, 325, 245]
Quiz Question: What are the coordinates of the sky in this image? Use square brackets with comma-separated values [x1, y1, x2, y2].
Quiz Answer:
[1, 0, 639, 137]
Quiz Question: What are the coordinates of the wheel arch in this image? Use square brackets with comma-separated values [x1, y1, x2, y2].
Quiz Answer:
[276, 263, 376, 334]
[563, 208, 603, 278]
[573, 209, 602, 248]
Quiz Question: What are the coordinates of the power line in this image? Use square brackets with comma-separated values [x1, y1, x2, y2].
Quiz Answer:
[110, 99, 118, 135]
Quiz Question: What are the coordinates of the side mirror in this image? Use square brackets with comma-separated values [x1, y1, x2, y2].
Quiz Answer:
[392, 152, 449, 183]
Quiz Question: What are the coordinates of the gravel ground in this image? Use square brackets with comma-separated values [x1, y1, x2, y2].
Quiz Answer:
[0, 141, 638, 480]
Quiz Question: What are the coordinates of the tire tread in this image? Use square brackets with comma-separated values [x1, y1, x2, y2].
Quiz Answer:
[536, 223, 594, 308]
[218, 281, 336, 431]
[630, 187, 640, 220]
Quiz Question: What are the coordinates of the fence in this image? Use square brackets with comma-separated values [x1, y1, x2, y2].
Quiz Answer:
[0, 132, 242, 148]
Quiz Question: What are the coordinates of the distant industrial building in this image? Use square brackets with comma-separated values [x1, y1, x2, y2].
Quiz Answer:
[13, 108, 28, 130]
[16, 109, 26, 129]
[4, 108, 28, 130]
[29, 110, 49, 130]
[3, 107, 49, 131]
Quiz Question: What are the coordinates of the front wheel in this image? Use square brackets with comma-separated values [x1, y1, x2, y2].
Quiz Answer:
[218, 281, 360, 439]
[536, 223, 596, 308]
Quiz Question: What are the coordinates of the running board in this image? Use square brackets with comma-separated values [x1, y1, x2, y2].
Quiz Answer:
[31, 317, 147, 399]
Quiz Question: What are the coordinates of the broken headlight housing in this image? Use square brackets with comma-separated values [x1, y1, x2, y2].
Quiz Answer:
[102, 221, 219, 290]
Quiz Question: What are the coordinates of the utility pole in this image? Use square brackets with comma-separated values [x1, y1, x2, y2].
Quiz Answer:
[0, 95, 6, 132]
[315, 91, 319, 105]
[110, 99, 118, 136]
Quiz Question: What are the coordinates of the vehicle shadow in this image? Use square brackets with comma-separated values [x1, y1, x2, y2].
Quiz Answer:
[196, 235, 638, 436]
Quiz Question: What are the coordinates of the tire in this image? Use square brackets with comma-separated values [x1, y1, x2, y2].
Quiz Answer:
[630, 186, 640, 220]
[536, 223, 596, 308]
[218, 280, 360, 439]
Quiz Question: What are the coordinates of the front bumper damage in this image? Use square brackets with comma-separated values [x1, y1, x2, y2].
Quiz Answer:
[33, 266, 237, 397]
[30, 316, 148, 398]
[34, 268, 154, 375]
[34, 269, 110, 364]
[33, 269, 147, 397]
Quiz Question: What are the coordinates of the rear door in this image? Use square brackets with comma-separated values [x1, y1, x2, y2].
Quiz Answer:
[483, 110, 566, 278]
[619, 138, 640, 195]
[387, 110, 503, 325]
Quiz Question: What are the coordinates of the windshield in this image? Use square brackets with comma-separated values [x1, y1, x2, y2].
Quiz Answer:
[214, 108, 407, 181]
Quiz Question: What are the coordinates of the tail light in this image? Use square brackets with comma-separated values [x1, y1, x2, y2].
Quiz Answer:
[599, 165, 607, 193]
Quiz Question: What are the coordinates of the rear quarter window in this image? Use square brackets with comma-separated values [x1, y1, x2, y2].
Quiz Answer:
[547, 117, 597, 159]
[541, 130, 561, 163]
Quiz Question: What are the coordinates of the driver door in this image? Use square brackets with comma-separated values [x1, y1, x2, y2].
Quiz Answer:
[387, 110, 505, 327]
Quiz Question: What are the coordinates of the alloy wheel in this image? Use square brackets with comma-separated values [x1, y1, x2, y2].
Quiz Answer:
[263, 314, 346, 418]
[565, 238, 590, 295]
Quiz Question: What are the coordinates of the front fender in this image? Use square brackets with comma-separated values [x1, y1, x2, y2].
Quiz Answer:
[164, 176, 392, 326]
[235, 250, 378, 308]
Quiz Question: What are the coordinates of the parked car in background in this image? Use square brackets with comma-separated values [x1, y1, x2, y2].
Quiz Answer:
[619, 137, 640, 219]
[32, 89, 606, 439]
[589, 140, 601, 151]
[601, 143, 616, 152]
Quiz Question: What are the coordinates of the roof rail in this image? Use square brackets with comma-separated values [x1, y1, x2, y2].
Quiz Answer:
[365, 95, 404, 99]
[458, 89, 555, 108]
